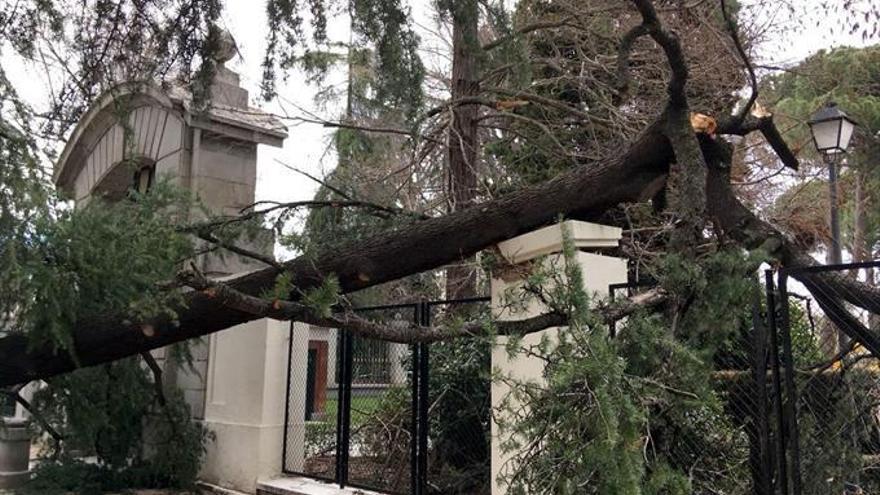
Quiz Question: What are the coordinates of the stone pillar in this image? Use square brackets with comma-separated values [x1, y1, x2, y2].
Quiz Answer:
[199, 318, 291, 493]
[0, 418, 31, 489]
[489, 221, 626, 495]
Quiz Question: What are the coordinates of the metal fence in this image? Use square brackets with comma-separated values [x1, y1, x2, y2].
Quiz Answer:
[282, 262, 880, 495]
[611, 280, 761, 494]
[611, 265, 880, 495]
[282, 297, 491, 494]
[768, 261, 880, 495]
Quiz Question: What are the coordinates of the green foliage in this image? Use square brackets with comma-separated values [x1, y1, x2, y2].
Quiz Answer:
[351, 0, 424, 120]
[770, 46, 880, 141]
[2, 0, 223, 140]
[767, 45, 880, 254]
[497, 231, 763, 494]
[27, 357, 212, 493]
[9, 181, 194, 354]
[428, 335, 492, 492]
[262, 0, 424, 119]
[795, 367, 880, 495]
[302, 276, 341, 317]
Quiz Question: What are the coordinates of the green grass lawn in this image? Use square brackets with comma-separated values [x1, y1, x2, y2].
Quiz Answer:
[320, 394, 384, 427]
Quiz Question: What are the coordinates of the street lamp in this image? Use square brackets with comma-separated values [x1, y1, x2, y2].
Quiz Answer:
[808, 102, 857, 265]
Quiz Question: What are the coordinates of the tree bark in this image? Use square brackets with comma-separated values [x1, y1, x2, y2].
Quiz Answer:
[445, 0, 480, 300]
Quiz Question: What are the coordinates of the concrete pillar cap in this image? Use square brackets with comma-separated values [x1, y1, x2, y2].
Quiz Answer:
[495, 220, 622, 265]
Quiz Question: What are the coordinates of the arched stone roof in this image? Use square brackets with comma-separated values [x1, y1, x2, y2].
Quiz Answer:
[54, 81, 286, 201]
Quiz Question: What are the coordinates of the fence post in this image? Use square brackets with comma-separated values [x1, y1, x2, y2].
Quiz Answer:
[418, 301, 430, 495]
[751, 288, 773, 495]
[777, 273, 803, 495]
[411, 304, 422, 495]
[336, 329, 353, 488]
[765, 270, 789, 495]
[282, 322, 294, 474]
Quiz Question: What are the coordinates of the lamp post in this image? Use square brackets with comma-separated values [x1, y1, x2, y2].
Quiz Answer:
[808, 102, 857, 265]
[808, 102, 858, 353]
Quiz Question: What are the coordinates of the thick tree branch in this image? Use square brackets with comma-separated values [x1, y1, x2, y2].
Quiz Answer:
[1, 389, 64, 444]
[179, 270, 662, 343]
[598, 287, 668, 322]
[703, 144, 880, 356]
[797, 278, 880, 357]
[631, 0, 688, 107]
[615, 23, 649, 103]
[631, 0, 705, 251]
[718, 115, 799, 171]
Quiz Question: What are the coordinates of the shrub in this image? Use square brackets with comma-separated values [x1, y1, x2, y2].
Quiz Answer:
[24, 356, 211, 493]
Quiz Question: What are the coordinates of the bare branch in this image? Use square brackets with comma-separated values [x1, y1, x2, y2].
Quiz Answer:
[184, 199, 428, 236]
[195, 231, 282, 270]
[482, 16, 577, 51]
[140, 352, 166, 406]
[720, 0, 758, 125]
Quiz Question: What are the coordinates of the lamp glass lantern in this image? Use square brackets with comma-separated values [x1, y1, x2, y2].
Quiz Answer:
[808, 102, 857, 154]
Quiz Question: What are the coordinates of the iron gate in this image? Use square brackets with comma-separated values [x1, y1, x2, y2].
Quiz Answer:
[282, 297, 491, 495]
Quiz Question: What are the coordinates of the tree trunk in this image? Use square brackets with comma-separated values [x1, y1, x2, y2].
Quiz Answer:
[0, 123, 671, 387]
[445, 0, 480, 300]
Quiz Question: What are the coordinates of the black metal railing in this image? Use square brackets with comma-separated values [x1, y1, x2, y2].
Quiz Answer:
[281, 261, 880, 495]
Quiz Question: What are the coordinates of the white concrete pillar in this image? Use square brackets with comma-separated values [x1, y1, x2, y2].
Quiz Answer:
[489, 221, 627, 495]
[199, 318, 291, 493]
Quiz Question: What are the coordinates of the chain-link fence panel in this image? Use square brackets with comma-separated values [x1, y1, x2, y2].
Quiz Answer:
[283, 321, 340, 482]
[425, 299, 492, 495]
[345, 306, 416, 494]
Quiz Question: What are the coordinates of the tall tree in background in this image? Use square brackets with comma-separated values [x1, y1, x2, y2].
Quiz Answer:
[443, 0, 481, 299]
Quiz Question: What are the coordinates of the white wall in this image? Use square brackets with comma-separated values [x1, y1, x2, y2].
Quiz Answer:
[490, 222, 627, 495]
[200, 318, 290, 492]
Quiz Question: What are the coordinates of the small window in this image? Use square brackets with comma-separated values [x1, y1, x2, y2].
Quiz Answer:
[0, 393, 14, 417]
[132, 164, 155, 194]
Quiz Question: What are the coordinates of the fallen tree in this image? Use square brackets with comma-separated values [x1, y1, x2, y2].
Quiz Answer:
[2, 112, 878, 387]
